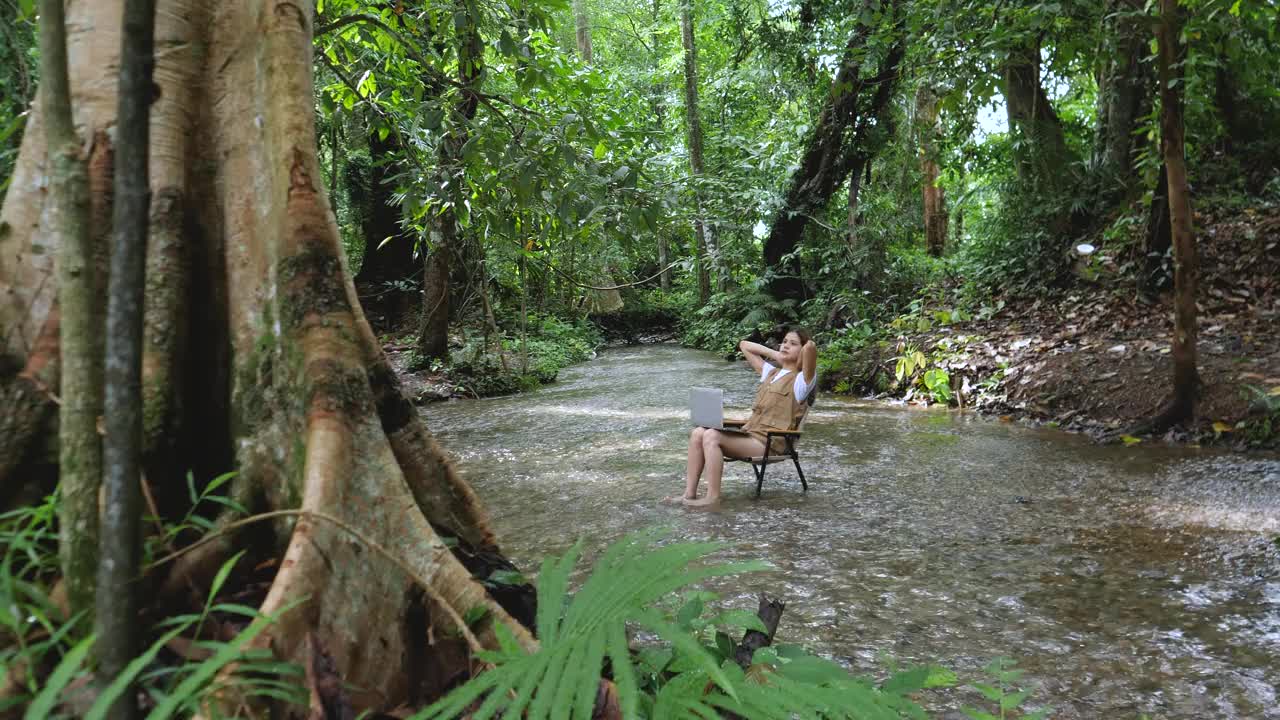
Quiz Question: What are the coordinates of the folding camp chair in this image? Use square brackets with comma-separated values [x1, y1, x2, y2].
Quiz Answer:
[723, 382, 816, 499]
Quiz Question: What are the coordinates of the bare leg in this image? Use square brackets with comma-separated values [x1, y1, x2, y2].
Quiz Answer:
[684, 430, 765, 507]
[662, 428, 705, 503]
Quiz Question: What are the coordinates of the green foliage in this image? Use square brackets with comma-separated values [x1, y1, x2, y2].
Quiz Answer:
[414, 530, 966, 720]
[1237, 384, 1280, 447]
[0, 2, 36, 191]
[961, 658, 1048, 720]
[678, 286, 799, 356]
[0, 482, 304, 717]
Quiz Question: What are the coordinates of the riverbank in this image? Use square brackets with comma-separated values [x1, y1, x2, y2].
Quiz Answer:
[822, 205, 1280, 449]
[380, 304, 680, 402]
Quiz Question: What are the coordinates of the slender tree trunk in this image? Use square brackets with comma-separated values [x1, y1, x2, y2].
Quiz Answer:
[846, 161, 862, 250]
[1140, 162, 1173, 297]
[40, 0, 100, 617]
[762, 0, 905, 300]
[1155, 0, 1198, 426]
[97, 1, 156, 716]
[419, 0, 484, 359]
[916, 85, 946, 257]
[679, 0, 713, 303]
[651, 0, 671, 291]
[574, 0, 593, 63]
[2, 1, 536, 712]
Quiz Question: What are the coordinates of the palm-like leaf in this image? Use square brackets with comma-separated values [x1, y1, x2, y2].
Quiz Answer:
[412, 529, 766, 720]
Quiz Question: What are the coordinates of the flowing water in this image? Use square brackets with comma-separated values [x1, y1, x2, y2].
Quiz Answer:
[424, 344, 1280, 718]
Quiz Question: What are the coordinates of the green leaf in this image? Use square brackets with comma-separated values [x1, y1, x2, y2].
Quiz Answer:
[87, 624, 195, 720]
[593, 141, 607, 160]
[774, 655, 849, 685]
[676, 596, 704, 629]
[24, 634, 94, 720]
[971, 682, 1004, 703]
[1000, 689, 1031, 710]
[147, 599, 304, 719]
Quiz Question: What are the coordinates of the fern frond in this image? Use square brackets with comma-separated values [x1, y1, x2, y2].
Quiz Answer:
[411, 530, 766, 720]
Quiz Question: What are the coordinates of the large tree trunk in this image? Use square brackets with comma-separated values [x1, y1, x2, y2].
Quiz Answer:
[762, 1, 904, 300]
[419, 0, 484, 360]
[680, 0, 713, 303]
[353, 132, 418, 326]
[1002, 39, 1078, 193]
[1094, 0, 1152, 205]
[1153, 0, 1198, 428]
[1, 0, 534, 712]
[916, 85, 946, 257]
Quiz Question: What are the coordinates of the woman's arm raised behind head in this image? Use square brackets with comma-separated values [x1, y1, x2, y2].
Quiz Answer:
[739, 339, 778, 373]
[801, 340, 817, 386]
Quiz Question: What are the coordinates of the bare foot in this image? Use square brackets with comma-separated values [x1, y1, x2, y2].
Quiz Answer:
[681, 495, 720, 508]
[660, 494, 695, 505]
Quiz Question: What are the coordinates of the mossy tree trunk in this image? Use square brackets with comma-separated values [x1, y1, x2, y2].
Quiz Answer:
[1, 0, 535, 712]
[39, 0, 100, 619]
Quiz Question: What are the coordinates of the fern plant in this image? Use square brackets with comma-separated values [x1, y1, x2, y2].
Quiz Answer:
[413, 529, 959, 720]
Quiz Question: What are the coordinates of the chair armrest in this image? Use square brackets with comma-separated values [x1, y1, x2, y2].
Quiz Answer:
[723, 418, 747, 428]
[764, 428, 802, 437]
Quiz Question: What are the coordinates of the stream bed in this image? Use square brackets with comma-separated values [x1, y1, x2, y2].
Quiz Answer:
[424, 344, 1280, 718]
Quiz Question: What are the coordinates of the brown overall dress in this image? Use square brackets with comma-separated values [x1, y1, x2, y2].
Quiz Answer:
[740, 367, 807, 454]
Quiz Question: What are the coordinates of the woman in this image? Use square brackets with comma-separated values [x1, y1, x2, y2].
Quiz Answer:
[665, 329, 817, 507]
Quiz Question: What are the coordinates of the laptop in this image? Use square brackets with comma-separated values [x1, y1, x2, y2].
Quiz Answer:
[690, 387, 748, 432]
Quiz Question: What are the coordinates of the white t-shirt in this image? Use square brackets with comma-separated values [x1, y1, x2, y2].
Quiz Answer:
[760, 362, 812, 403]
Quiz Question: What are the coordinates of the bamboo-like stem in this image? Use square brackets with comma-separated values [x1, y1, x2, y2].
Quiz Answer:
[40, 0, 100, 619]
[96, 0, 156, 717]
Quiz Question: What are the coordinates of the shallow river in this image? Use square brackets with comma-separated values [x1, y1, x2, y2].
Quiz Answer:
[424, 344, 1280, 719]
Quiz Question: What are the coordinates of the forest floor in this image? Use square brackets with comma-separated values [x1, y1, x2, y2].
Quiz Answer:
[869, 204, 1280, 448]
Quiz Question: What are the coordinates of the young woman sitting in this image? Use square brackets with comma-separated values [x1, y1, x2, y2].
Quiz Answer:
[664, 329, 817, 507]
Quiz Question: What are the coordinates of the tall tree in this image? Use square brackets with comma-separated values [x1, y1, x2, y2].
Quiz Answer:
[1002, 38, 1078, 194]
[680, 0, 713, 302]
[0, 1, 534, 711]
[420, 0, 485, 359]
[1153, 0, 1198, 428]
[1094, 0, 1152, 204]
[574, 0, 594, 63]
[39, 0, 100, 618]
[915, 84, 947, 257]
[762, 0, 905, 300]
[353, 131, 418, 324]
[98, 0, 157, 715]
[651, 0, 671, 291]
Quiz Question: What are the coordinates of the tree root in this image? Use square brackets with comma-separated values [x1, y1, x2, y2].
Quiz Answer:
[0, 309, 59, 504]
